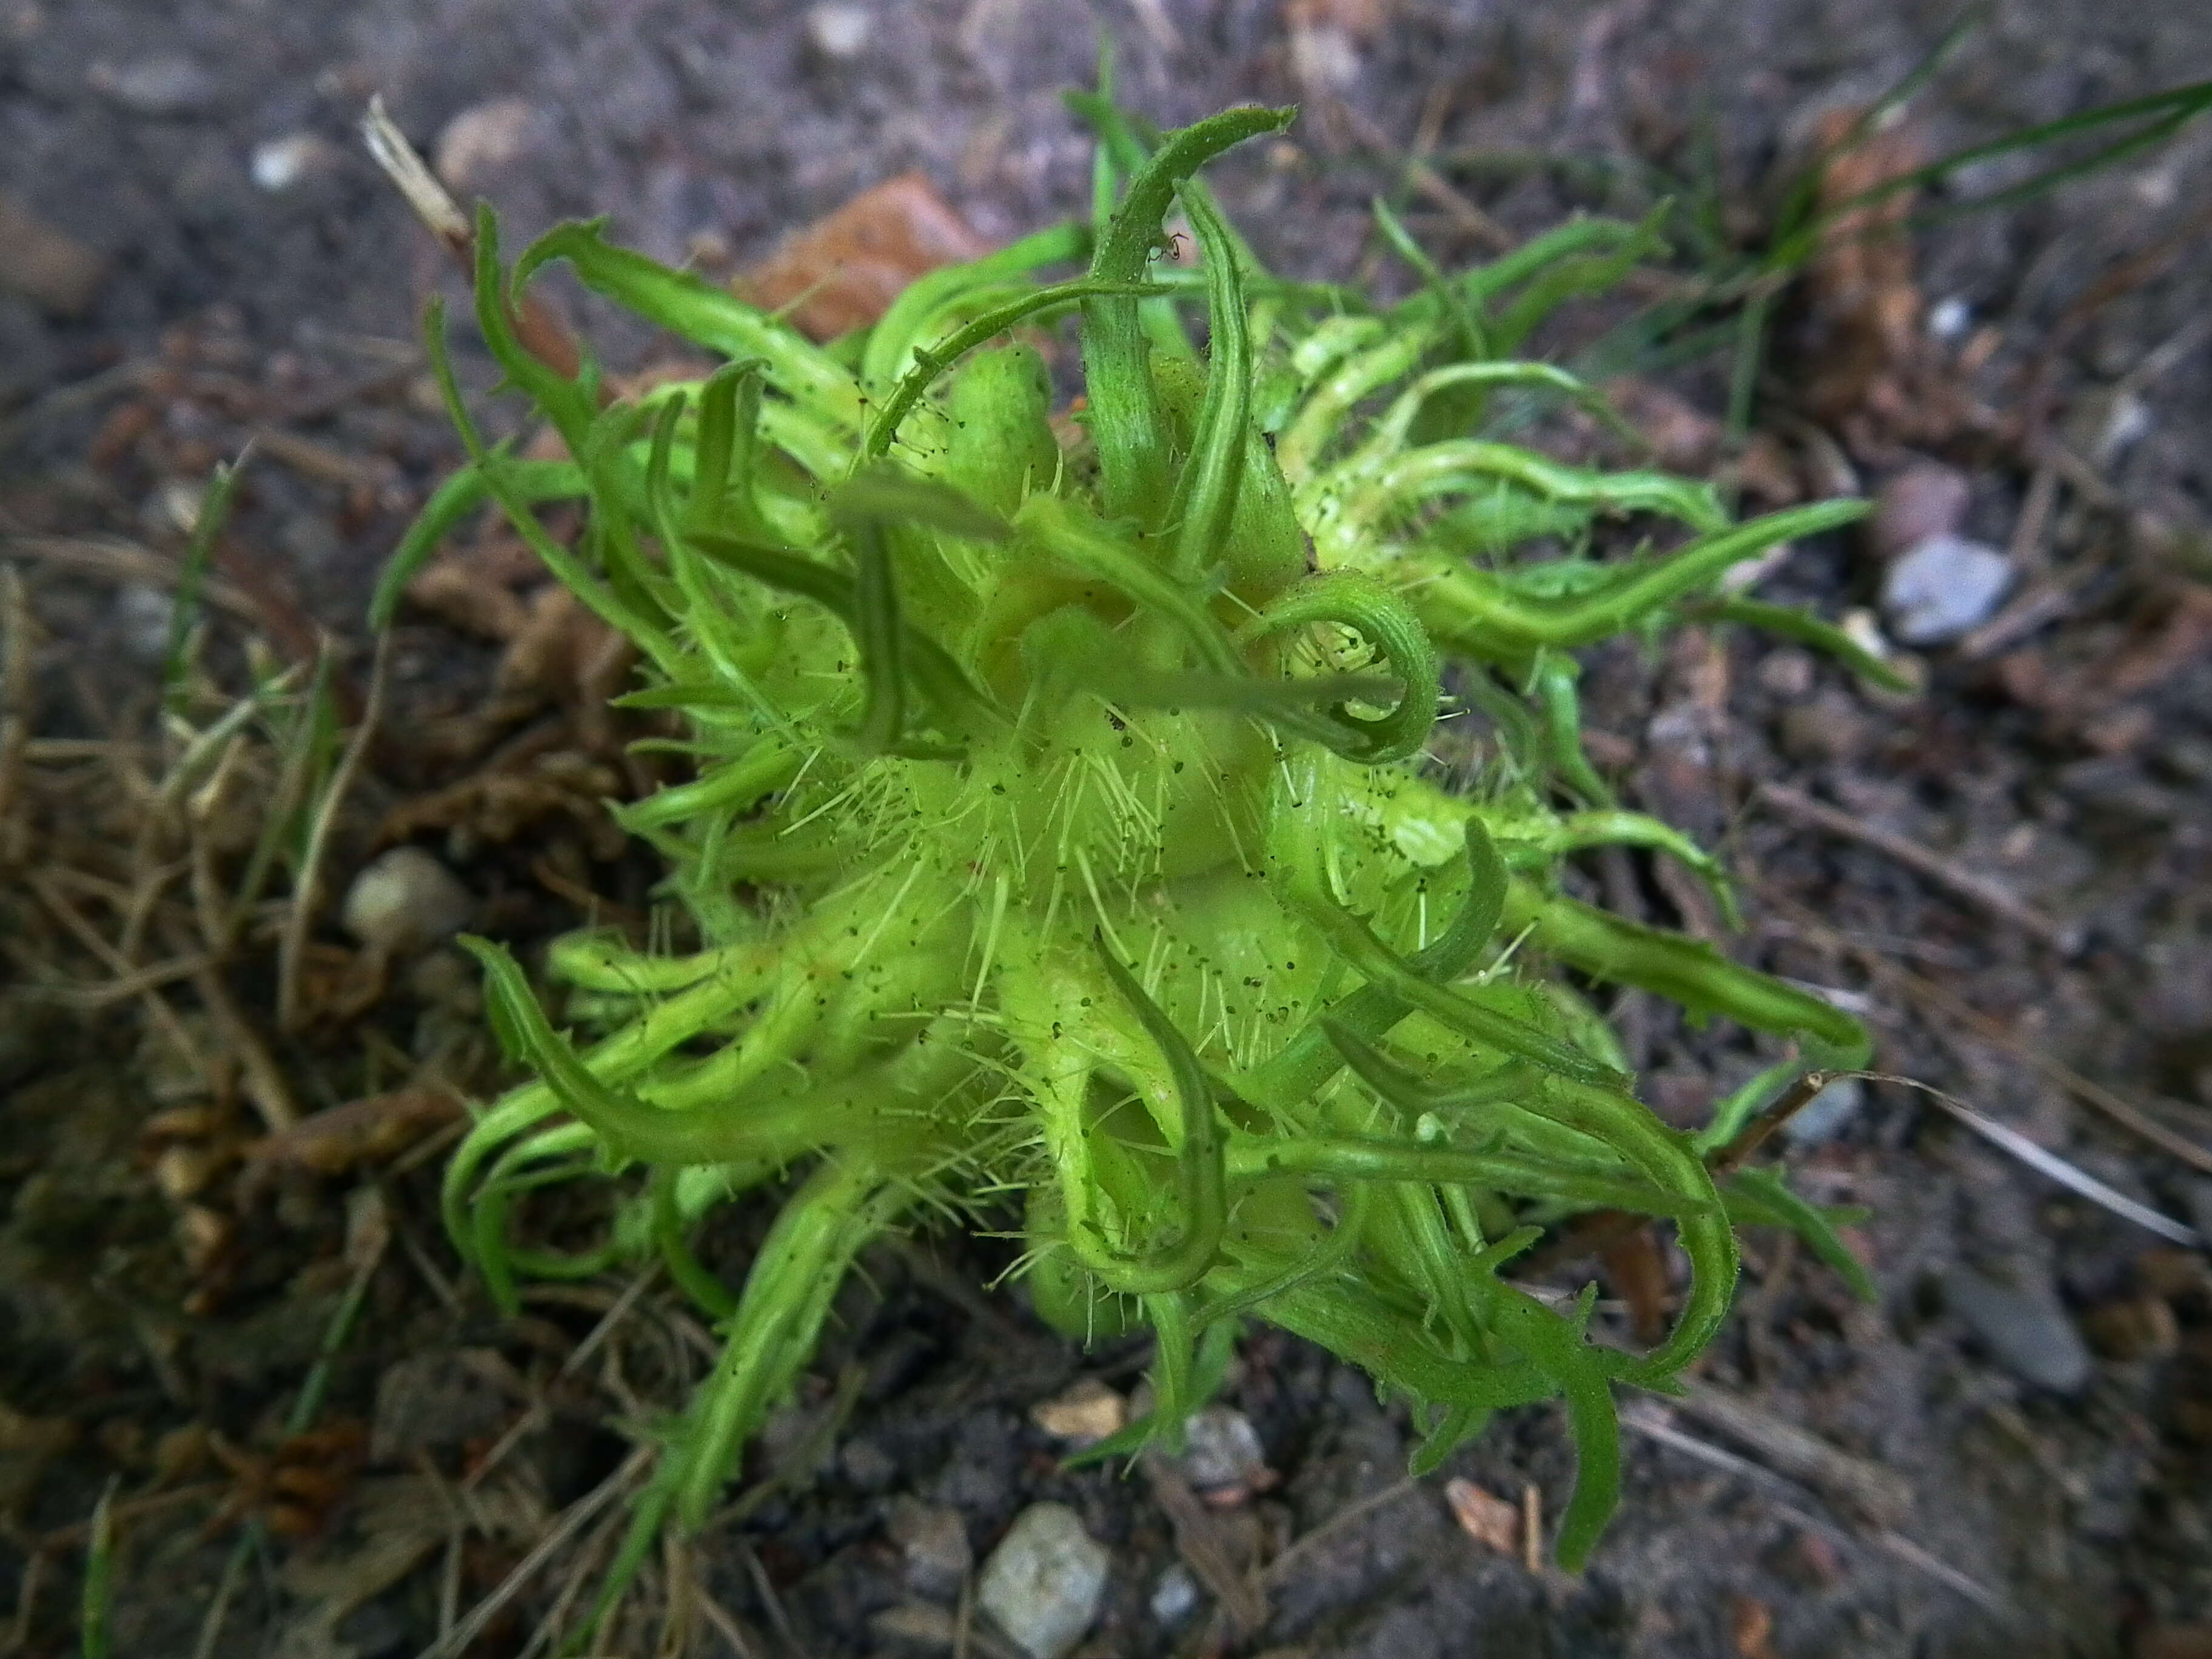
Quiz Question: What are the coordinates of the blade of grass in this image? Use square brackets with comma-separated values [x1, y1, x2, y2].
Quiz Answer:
[80, 1478, 119, 1659]
[163, 451, 249, 716]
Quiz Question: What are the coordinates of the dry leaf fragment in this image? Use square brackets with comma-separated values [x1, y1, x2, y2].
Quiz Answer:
[1029, 1377, 1128, 1445]
[243, 1087, 464, 1178]
[1788, 109, 1979, 454]
[1798, 109, 1925, 421]
[1728, 1592, 1778, 1659]
[0, 190, 108, 317]
[1287, 0, 1392, 33]
[1443, 1476, 1521, 1556]
[404, 558, 530, 642]
[739, 172, 988, 341]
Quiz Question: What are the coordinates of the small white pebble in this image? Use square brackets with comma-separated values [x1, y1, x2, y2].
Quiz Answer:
[1926, 296, 1971, 341]
[250, 133, 334, 192]
[1289, 23, 1361, 92]
[112, 585, 174, 665]
[1880, 532, 2011, 646]
[805, 3, 872, 58]
[1150, 1563, 1199, 1626]
[977, 1504, 1109, 1659]
[342, 847, 475, 957]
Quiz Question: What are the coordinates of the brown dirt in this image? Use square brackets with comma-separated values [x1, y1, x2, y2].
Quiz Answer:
[4, 3, 2211, 1657]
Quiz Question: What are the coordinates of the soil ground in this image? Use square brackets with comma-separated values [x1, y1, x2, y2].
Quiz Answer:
[3, 2, 2212, 1657]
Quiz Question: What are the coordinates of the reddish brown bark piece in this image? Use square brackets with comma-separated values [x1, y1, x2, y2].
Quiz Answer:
[1598, 1224, 1672, 1346]
[737, 172, 989, 341]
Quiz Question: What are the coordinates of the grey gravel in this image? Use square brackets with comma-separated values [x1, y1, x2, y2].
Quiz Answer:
[1150, 1563, 1200, 1627]
[1946, 1262, 2094, 1394]
[976, 1503, 1109, 1659]
[87, 53, 219, 117]
[342, 847, 475, 957]
[888, 1497, 973, 1601]
[1782, 1076, 1865, 1148]
[1880, 532, 2013, 645]
[1175, 1406, 1267, 1492]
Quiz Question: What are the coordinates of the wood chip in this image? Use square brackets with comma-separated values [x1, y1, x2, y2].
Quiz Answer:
[1729, 1593, 1778, 1659]
[738, 172, 988, 341]
[1442, 1476, 1520, 1556]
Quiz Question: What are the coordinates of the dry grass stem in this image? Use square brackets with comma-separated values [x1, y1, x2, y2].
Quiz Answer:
[1141, 1452, 1269, 1634]
[1618, 1406, 2008, 1616]
[1755, 781, 2082, 954]
[417, 1444, 653, 1659]
[279, 630, 390, 1033]
[1762, 884, 2212, 1178]
[1262, 1476, 1423, 1588]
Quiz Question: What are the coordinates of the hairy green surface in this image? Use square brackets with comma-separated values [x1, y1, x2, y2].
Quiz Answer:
[402, 101, 1880, 1594]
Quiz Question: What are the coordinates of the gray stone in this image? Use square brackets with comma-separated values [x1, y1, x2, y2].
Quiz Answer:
[89, 53, 219, 117]
[840, 1437, 897, 1492]
[110, 585, 175, 665]
[434, 98, 546, 194]
[887, 1497, 971, 1601]
[250, 133, 343, 195]
[1782, 1077, 1865, 1148]
[1149, 1563, 1199, 1627]
[1880, 533, 2012, 646]
[342, 847, 475, 957]
[1946, 1263, 2093, 1394]
[870, 1602, 956, 1647]
[0, 195, 106, 318]
[805, 4, 873, 58]
[976, 1503, 1109, 1659]
[1176, 1406, 1267, 1492]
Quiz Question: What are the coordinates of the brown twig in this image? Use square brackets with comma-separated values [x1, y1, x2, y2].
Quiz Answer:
[2, 534, 256, 623]
[1708, 1070, 1835, 1178]
[1754, 780, 2082, 956]
[1140, 1453, 1269, 1635]
[27, 870, 209, 1083]
[2014, 201, 2212, 455]
[1956, 573, 2089, 662]
[2004, 463, 2059, 572]
[187, 957, 298, 1132]
[1618, 1404, 2009, 1616]
[1261, 1475, 1423, 1589]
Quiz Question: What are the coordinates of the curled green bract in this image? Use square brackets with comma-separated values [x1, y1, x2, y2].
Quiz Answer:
[400, 96, 1885, 1592]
